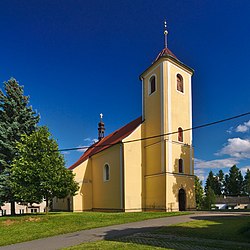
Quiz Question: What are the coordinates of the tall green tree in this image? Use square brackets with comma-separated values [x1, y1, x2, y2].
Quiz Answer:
[203, 186, 216, 209]
[226, 165, 243, 196]
[0, 78, 39, 214]
[194, 176, 203, 210]
[11, 126, 79, 213]
[205, 171, 221, 195]
[243, 169, 250, 195]
[216, 169, 225, 195]
[224, 174, 229, 195]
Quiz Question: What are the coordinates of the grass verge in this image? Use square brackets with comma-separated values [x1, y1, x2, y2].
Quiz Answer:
[0, 211, 189, 246]
[157, 215, 250, 243]
[66, 241, 171, 250]
[67, 214, 250, 250]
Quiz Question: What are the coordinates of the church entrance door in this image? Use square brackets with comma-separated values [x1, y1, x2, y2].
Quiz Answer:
[178, 188, 186, 211]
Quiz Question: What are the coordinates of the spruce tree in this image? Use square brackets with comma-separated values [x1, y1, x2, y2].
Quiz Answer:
[227, 165, 243, 196]
[205, 170, 221, 195]
[0, 78, 39, 215]
[243, 169, 250, 195]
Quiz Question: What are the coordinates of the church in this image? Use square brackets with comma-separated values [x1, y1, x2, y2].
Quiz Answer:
[57, 24, 196, 212]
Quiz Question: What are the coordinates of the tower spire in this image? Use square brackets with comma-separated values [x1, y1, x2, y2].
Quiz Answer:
[164, 20, 168, 48]
[98, 113, 105, 141]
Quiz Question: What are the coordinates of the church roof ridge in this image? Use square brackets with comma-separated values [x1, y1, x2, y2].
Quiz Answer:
[69, 116, 142, 170]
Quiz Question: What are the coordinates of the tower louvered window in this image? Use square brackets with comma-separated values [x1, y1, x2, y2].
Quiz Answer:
[149, 76, 156, 95]
[177, 74, 183, 93]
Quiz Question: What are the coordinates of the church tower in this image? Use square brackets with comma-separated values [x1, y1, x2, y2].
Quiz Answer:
[140, 21, 195, 211]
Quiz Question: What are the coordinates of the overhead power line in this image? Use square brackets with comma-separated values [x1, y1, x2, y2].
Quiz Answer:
[58, 111, 250, 152]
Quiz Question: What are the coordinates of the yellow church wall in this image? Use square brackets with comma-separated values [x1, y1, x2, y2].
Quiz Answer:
[166, 174, 196, 211]
[72, 159, 93, 211]
[123, 125, 142, 212]
[91, 144, 121, 210]
[142, 65, 163, 176]
[144, 143, 162, 175]
[143, 65, 161, 141]
[145, 175, 166, 210]
[169, 62, 192, 144]
[172, 143, 192, 175]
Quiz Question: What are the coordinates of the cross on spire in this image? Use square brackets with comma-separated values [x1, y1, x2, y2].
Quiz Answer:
[164, 20, 168, 48]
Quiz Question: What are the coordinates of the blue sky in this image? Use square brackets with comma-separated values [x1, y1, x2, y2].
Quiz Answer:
[1, 0, 250, 183]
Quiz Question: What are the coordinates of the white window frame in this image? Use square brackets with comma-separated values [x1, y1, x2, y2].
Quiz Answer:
[148, 74, 157, 96]
[179, 158, 184, 173]
[176, 73, 184, 94]
[103, 163, 110, 182]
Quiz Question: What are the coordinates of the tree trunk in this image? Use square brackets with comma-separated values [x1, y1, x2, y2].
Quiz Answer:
[10, 201, 15, 216]
[45, 196, 49, 214]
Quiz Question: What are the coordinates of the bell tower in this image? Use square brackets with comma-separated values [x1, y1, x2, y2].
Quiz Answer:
[140, 21, 196, 211]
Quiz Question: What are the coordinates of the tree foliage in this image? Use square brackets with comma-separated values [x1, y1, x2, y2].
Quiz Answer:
[194, 175, 203, 209]
[205, 171, 221, 195]
[243, 169, 250, 195]
[203, 186, 215, 209]
[0, 78, 39, 212]
[225, 165, 243, 196]
[11, 126, 79, 212]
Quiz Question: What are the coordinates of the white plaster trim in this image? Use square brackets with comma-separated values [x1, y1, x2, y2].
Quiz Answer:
[189, 74, 193, 174]
[148, 74, 157, 96]
[103, 163, 110, 182]
[170, 63, 189, 75]
[142, 64, 160, 79]
[175, 73, 185, 95]
[167, 62, 172, 172]
[142, 79, 144, 120]
[179, 158, 184, 174]
[161, 63, 164, 172]
[120, 144, 124, 209]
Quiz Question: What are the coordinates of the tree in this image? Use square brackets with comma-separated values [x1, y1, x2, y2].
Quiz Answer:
[216, 170, 225, 195]
[243, 169, 250, 195]
[203, 186, 216, 209]
[194, 176, 203, 210]
[205, 170, 225, 196]
[226, 165, 243, 196]
[0, 78, 39, 214]
[224, 174, 229, 195]
[10, 126, 79, 213]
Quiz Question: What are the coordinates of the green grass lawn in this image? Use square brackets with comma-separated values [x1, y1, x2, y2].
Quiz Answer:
[67, 214, 250, 250]
[66, 241, 171, 250]
[0, 211, 189, 246]
[157, 215, 250, 243]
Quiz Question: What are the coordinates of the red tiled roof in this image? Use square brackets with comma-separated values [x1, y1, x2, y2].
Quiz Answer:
[154, 47, 178, 62]
[69, 116, 142, 170]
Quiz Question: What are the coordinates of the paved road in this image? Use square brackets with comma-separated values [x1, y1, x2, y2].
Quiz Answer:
[1, 212, 249, 250]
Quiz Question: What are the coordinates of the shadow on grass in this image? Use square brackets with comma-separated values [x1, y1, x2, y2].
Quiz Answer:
[101, 213, 250, 250]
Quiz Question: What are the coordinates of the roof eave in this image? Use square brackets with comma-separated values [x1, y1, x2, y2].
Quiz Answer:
[139, 54, 194, 80]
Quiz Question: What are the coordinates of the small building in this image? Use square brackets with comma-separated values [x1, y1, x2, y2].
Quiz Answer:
[215, 196, 250, 210]
[0, 201, 46, 216]
[62, 24, 196, 212]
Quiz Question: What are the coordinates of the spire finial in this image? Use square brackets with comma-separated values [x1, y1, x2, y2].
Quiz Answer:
[98, 113, 105, 140]
[164, 20, 168, 48]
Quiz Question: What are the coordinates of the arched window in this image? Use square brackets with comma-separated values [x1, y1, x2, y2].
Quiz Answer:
[103, 164, 110, 181]
[149, 75, 156, 95]
[177, 74, 183, 93]
[178, 127, 183, 142]
[179, 159, 183, 173]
